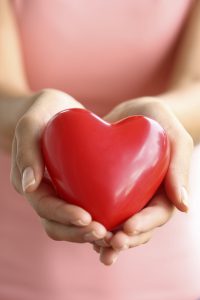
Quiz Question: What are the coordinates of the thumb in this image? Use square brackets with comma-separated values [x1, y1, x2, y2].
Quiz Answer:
[164, 131, 193, 213]
[15, 115, 44, 193]
[14, 89, 85, 193]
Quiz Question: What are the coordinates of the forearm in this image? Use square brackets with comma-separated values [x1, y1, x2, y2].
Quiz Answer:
[0, 1, 33, 152]
[159, 0, 200, 145]
[0, 87, 32, 153]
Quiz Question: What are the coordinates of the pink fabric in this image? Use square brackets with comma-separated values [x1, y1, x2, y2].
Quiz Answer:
[0, 1, 200, 299]
[12, 0, 193, 116]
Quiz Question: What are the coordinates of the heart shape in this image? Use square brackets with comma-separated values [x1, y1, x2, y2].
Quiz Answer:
[42, 108, 170, 230]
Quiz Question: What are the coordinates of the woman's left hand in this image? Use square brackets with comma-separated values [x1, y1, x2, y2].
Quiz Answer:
[92, 97, 194, 265]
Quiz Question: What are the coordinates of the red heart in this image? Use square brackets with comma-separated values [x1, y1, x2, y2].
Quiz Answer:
[42, 108, 170, 230]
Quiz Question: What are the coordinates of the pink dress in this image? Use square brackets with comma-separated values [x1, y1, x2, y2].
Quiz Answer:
[0, 1, 200, 299]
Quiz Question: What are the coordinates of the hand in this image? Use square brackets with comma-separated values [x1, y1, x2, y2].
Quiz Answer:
[93, 97, 193, 265]
[104, 97, 194, 212]
[93, 189, 174, 265]
[10, 89, 107, 243]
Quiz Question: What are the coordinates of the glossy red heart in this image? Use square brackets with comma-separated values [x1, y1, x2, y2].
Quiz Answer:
[42, 108, 170, 230]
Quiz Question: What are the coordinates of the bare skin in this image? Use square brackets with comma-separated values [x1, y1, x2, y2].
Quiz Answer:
[0, 0, 200, 265]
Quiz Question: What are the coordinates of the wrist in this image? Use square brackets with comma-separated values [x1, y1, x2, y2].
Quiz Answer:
[0, 89, 33, 153]
[157, 82, 200, 144]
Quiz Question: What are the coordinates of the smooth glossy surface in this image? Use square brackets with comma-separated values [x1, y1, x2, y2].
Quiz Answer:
[42, 109, 170, 230]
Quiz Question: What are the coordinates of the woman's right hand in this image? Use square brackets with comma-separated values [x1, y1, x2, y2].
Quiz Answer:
[10, 89, 108, 243]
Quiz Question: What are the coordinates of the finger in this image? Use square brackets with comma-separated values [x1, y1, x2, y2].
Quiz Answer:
[110, 231, 130, 250]
[93, 231, 113, 247]
[110, 230, 154, 250]
[93, 239, 110, 247]
[164, 130, 193, 212]
[99, 247, 120, 266]
[128, 230, 154, 248]
[93, 244, 101, 253]
[10, 137, 23, 194]
[103, 103, 125, 123]
[14, 89, 83, 194]
[42, 219, 107, 243]
[141, 101, 194, 212]
[27, 181, 92, 226]
[15, 114, 45, 193]
[123, 192, 174, 235]
[104, 100, 194, 212]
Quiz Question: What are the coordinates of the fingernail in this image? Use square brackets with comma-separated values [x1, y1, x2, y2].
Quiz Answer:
[181, 187, 189, 212]
[22, 167, 35, 192]
[84, 230, 104, 242]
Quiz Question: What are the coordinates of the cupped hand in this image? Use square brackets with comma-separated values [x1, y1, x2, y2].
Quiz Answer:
[93, 96, 193, 265]
[93, 189, 174, 265]
[104, 97, 194, 212]
[10, 89, 107, 243]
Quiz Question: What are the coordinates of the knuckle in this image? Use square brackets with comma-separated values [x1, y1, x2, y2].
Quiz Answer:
[130, 97, 157, 115]
[42, 88, 61, 98]
[15, 117, 39, 170]
[16, 150, 25, 169]
[144, 98, 166, 112]
[15, 117, 43, 171]
[127, 216, 140, 228]
[16, 115, 37, 134]
[151, 99, 166, 111]
[41, 88, 75, 105]
[34, 197, 50, 219]
[185, 132, 194, 149]
[175, 130, 194, 150]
